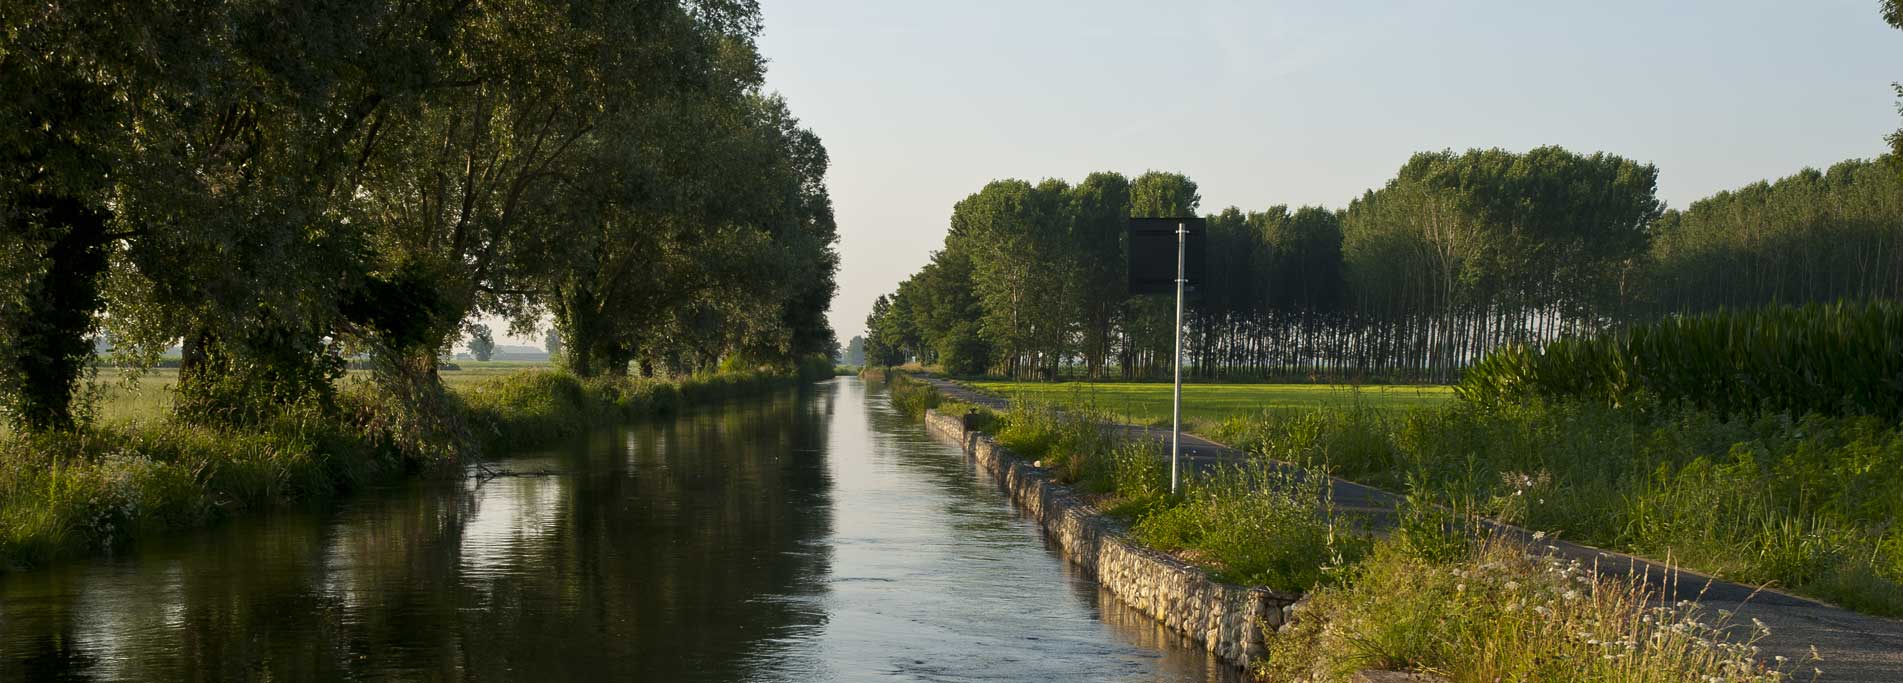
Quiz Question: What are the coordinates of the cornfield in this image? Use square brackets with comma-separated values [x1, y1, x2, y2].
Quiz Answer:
[1458, 301, 1903, 419]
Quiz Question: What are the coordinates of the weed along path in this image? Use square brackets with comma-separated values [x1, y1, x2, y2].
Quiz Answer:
[917, 375, 1903, 681]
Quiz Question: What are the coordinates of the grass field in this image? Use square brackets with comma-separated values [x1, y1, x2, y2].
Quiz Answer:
[965, 380, 1453, 426]
[67, 361, 557, 427]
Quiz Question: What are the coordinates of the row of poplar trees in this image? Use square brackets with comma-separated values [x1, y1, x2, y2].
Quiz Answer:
[866, 149, 1903, 382]
[868, 4, 1903, 383]
[0, 1, 839, 444]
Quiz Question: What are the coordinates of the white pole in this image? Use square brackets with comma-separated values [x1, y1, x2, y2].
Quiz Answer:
[1171, 221, 1185, 495]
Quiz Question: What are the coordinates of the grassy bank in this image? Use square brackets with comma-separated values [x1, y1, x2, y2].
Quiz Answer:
[1266, 536, 1793, 682]
[961, 364, 1903, 617]
[886, 374, 1792, 680]
[1213, 398, 1903, 617]
[966, 379, 1451, 427]
[0, 358, 832, 569]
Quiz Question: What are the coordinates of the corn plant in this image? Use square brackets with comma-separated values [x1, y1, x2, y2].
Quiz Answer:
[1459, 301, 1903, 420]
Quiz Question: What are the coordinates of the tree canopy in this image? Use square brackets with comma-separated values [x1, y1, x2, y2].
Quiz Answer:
[0, 1, 838, 449]
[865, 146, 1901, 382]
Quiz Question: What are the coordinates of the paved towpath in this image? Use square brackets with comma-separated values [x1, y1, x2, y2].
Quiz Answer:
[919, 375, 1903, 681]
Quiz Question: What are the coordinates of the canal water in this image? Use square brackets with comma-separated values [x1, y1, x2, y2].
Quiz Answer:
[0, 378, 1233, 681]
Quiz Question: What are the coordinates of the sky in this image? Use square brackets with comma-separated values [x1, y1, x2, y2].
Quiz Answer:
[746, 0, 1903, 348]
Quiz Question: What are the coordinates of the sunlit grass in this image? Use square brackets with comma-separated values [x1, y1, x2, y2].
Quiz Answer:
[966, 380, 1452, 427]
[1264, 536, 1796, 682]
[1214, 400, 1903, 618]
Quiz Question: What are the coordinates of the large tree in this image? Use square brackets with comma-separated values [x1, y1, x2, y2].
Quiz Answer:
[0, 2, 177, 431]
[1068, 172, 1131, 378]
[949, 179, 1076, 378]
[0, 1, 443, 430]
[1, 0, 839, 447]
[1122, 171, 1201, 378]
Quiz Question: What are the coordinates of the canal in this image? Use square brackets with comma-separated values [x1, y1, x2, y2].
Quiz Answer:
[0, 378, 1233, 681]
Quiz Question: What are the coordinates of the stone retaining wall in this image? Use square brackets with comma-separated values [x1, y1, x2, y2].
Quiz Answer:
[922, 408, 1299, 669]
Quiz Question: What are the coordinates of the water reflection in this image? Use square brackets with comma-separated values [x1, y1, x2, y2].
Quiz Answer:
[0, 379, 1229, 682]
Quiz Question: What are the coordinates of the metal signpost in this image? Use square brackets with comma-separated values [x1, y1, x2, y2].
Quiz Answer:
[1128, 217, 1205, 495]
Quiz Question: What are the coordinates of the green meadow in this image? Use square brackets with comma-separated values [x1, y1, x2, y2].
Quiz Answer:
[964, 380, 1452, 427]
[66, 362, 558, 429]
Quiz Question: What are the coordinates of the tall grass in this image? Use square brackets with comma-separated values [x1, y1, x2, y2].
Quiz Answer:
[980, 398, 1364, 592]
[1264, 534, 1797, 683]
[0, 358, 832, 569]
[1460, 301, 1903, 420]
[1214, 399, 1903, 616]
[0, 405, 401, 567]
[885, 373, 941, 417]
[1132, 459, 1366, 591]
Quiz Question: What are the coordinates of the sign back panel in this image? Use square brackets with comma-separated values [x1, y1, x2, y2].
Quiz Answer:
[1127, 217, 1206, 295]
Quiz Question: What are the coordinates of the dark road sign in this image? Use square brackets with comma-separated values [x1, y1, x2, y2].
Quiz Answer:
[1127, 217, 1205, 295]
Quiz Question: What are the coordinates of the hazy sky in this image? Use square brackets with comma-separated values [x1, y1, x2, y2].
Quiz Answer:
[747, 0, 1902, 347]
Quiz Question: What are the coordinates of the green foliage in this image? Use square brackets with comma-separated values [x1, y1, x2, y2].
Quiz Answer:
[1263, 538, 1789, 683]
[868, 147, 1903, 388]
[1642, 158, 1903, 313]
[1218, 396, 1903, 616]
[978, 380, 1450, 427]
[973, 397, 1362, 593]
[843, 335, 866, 366]
[992, 401, 1119, 486]
[1459, 301, 1903, 420]
[0, 0, 838, 447]
[0, 364, 820, 568]
[171, 332, 346, 428]
[465, 324, 496, 362]
[1128, 171, 1201, 217]
[0, 198, 111, 432]
[885, 373, 942, 417]
[866, 146, 1689, 385]
[0, 410, 402, 568]
[888, 380, 1787, 675]
[1132, 460, 1365, 591]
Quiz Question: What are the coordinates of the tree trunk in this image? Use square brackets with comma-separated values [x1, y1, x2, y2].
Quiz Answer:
[0, 194, 112, 432]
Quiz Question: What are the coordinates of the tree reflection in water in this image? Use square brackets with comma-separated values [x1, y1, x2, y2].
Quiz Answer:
[0, 388, 834, 681]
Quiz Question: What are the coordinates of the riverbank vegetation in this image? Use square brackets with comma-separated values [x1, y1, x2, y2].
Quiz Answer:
[863, 151, 1901, 385]
[987, 304, 1903, 615]
[886, 378, 1792, 680]
[1, 359, 831, 568]
[1266, 537, 1793, 682]
[1215, 397, 1903, 617]
[2, 3, 838, 565]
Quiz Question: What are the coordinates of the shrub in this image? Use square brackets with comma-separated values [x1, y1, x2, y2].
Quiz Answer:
[1264, 536, 1794, 683]
[0, 414, 401, 567]
[992, 401, 1119, 487]
[1132, 459, 1365, 591]
[1459, 301, 1903, 420]
[887, 373, 941, 417]
[1218, 397, 1903, 616]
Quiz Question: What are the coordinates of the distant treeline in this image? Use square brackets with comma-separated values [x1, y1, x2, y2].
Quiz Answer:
[864, 148, 1903, 382]
[1, 2, 837, 445]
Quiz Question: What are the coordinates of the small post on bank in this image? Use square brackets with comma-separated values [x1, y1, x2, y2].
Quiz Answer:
[1171, 221, 1185, 495]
